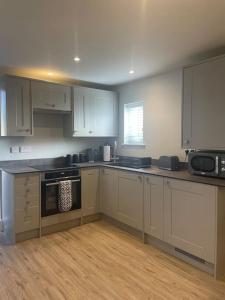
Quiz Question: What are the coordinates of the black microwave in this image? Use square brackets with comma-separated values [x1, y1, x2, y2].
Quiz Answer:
[188, 151, 225, 178]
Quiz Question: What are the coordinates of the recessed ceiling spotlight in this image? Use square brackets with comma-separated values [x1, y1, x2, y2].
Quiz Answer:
[47, 72, 53, 76]
[129, 70, 134, 74]
[74, 56, 80, 62]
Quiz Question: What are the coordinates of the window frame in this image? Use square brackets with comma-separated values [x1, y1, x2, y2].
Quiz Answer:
[123, 101, 144, 146]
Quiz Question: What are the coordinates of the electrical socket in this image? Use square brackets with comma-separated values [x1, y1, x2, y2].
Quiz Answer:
[10, 146, 19, 153]
[19, 146, 32, 153]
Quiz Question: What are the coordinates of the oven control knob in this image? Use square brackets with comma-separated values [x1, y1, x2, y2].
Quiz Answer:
[222, 161, 225, 165]
[222, 167, 225, 172]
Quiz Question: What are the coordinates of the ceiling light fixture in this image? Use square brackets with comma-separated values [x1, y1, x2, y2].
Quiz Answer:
[47, 72, 53, 76]
[129, 70, 134, 74]
[74, 56, 80, 62]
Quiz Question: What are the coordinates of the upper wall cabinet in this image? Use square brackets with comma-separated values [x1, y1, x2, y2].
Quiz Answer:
[0, 76, 33, 136]
[182, 55, 225, 150]
[31, 80, 71, 112]
[64, 86, 118, 137]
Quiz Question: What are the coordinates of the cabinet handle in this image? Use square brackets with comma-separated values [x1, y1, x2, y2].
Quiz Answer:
[21, 87, 24, 127]
[64, 93, 67, 104]
[89, 130, 93, 134]
[146, 177, 150, 184]
[138, 175, 142, 182]
[184, 139, 190, 145]
[166, 180, 170, 186]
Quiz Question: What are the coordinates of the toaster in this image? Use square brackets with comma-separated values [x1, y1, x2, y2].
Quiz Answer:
[158, 156, 180, 171]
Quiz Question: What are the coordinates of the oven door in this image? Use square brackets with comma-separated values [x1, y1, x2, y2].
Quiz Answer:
[41, 177, 81, 217]
[188, 153, 218, 176]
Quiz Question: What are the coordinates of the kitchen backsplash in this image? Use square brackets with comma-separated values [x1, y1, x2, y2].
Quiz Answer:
[0, 113, 113, 161]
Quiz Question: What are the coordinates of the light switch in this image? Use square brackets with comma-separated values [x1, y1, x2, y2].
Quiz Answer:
[10, 146, 19, 153]
[19, 146, 32, 153]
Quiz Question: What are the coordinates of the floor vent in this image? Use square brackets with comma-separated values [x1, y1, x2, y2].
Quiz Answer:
[174, 247, 205, 264]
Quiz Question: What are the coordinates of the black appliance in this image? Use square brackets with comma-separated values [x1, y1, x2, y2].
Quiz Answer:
[116, 156, 151, 168]
[65, 154, 73, 166]
[79, 152, 89, 163]
[41, 168, 81, 217]
[188, 151, 225, 178]
[158, 156, 180, 171]
[72, 154, 79, 163]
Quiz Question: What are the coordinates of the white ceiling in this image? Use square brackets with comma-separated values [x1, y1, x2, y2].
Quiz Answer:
[0, 0, 225, 85]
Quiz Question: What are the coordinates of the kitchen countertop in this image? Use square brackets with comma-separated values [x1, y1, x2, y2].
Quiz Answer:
[2, 162, 225, 187]
[1, 166, 40, 174]
[101, 164, 225, 187]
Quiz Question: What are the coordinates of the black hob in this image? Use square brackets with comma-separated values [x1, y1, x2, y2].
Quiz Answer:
[31, 164, 78, 172]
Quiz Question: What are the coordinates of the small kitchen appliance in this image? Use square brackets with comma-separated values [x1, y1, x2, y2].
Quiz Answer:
[188, 151, 225, 178]
[158, 156, 180, 171]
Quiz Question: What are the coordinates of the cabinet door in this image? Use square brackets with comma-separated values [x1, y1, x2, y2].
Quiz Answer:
[15, 207, 39, 234]
[72, 87, 92, 136]
[182, 67, 192, 148]
[32, 81, 71, 111]
[6, 77, 32, 136]
[82, 168, 99, 216]
[144, 175, 164, 240]
[183, 56, 225, 150]
[116, 171, 143, 230]
[94, 90, 118, 137]
[72, 87, 118, 137]
[100, 168, 116, 217]
[164, 178, 216, 263]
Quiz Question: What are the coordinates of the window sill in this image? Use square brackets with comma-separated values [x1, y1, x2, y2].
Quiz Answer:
[121, 144, 146, 148]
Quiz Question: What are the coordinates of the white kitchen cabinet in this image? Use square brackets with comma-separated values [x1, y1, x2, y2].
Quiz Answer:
[115, 171, 143, 230]
[66, 86, 118, 137]
[32, 80, 71, 112]
[100, 168, 117, 218]
[81, 168, 99, 216]
[144, 175, 164, 240]
[15, 173, 40, 234]
[93, 89, 118, 137]
[72, 86, 94, 136]
[2, 76, 33, 136]
[182, 55, 225, 150]
[164, 178, 216, 263]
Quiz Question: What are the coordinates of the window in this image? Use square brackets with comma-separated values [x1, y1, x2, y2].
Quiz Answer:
[124, 101, 144, 145]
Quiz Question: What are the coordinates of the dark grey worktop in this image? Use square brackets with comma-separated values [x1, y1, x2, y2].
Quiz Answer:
[1, 160, 225, 187]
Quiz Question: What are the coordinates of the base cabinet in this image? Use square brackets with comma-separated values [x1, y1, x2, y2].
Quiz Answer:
[100, 168, 116, 218]
[164, 178, 216, 263]
[81, 168, 99, 216]
[15, 173, 40, 234]
[116, 171, 143, 230]
[144, 175, 164, 240]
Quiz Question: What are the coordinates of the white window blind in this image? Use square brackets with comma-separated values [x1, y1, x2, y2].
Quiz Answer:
[124, 101, 144, 145]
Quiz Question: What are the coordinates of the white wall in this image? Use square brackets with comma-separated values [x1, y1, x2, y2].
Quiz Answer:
[117, 68, 185, 161]
[0, 113, 109, 161]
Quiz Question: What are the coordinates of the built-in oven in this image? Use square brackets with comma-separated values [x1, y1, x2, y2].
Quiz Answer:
[188, 151, 225, 178]
[41, 168, 81, 217]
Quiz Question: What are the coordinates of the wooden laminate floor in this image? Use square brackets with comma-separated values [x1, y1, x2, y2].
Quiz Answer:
[0, 221, 225, 300]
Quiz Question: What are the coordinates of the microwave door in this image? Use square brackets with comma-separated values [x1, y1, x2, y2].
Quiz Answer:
[190, 155, 217, 175]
